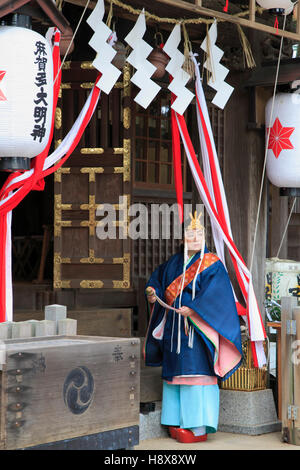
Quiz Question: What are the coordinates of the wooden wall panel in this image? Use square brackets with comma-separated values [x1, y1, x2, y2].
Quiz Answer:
[223, 75, 267, 314]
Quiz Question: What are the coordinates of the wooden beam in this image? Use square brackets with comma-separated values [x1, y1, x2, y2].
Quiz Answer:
[155, 0, 300, 41]
[245, 58, 300, 87]
[0, 0, 70, 33]
[63, 0, 208, 38]
[64, 0, 300, 41]
[296, 4, 300, 35]
[35, 0, 70, 32]
[0, 0, 31, 18]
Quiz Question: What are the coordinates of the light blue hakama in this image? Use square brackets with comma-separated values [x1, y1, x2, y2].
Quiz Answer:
[161, 381, 219, 434]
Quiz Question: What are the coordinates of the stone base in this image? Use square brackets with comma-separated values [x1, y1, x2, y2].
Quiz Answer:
[139, 402, 168, 441]
[219, 389, 281, 435]
[139, 389, 281, 440]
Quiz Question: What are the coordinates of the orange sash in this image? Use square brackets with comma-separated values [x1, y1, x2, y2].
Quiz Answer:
[164, 253, 219, 306]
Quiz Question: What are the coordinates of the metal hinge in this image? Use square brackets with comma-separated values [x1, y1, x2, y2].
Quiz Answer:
[288, 405, 298, 421]
[286, 319, 297, 335]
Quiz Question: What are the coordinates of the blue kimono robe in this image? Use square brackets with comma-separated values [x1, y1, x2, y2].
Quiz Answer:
[144, 248, 243, 383]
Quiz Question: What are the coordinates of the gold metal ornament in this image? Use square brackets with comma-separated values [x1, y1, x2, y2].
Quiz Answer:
[187, 211, 204, 230]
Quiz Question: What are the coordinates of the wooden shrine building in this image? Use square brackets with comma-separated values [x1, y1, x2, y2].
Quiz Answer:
[2, 0, 300, 338]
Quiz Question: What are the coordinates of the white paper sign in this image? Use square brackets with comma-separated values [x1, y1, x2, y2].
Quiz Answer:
[201, 21, 234, 110]
[163, 24, 194, 116]
[86, 0, 121, 94]
[125, 10, 161, 109]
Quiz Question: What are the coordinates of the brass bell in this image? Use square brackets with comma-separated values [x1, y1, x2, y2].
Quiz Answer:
[112, 40, 127, 70]
[148, 32, 169, 79]
[148, 46, 169, 79]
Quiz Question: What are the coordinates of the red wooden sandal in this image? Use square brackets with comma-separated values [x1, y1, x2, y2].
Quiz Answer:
[175, 429, 207, 443]
[168, 426, 180, 439]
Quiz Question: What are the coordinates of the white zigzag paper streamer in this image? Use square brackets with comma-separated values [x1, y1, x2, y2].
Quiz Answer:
[125, 10, 160, 109]
[201, 20, 233, 110]
[87, 0, 121, 94]
[163, 24, 194, 116]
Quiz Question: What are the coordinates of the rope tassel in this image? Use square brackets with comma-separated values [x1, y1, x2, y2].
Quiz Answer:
[236, 24, 256, 69]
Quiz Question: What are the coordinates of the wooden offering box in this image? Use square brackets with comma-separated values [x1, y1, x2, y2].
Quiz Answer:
[0, 336, 140, 450]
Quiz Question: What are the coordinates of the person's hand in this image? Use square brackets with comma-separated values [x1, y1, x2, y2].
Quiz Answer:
[178, 306, 194, 317]
[146, 287, 156, 304]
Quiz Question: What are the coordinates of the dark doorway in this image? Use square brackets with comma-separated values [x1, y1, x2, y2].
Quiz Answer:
[0, 171, 54, 284]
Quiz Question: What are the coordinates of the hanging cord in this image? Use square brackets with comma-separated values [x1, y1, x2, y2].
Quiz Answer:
[249, 13, 287, 273]
[276, 197, 297, 258]
[54, 0, 91, 86]
[170, 267, 187, 353]
[177, 243, 188, 354]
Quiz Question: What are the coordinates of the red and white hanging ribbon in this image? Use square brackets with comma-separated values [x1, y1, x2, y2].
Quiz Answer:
[170, 60, 266, 367]
[0, 29, 103, 323]
[192, 55, 267, 366]
[192, 53, 250, 308]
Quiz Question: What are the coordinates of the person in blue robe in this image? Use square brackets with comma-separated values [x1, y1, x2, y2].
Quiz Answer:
[144, 212, 243, 443]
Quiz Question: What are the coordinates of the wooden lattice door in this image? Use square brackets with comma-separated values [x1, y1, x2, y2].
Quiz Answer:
[53, 62, 132, 292]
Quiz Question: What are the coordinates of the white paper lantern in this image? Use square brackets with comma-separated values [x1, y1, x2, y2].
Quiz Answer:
[0, 26, 53, 168]
[265, 92, 300, 188]
[256, 0, 296, 14]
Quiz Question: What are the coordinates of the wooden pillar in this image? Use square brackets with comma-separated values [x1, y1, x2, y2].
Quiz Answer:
[281, 296, 299, 445]
[294, 307, 300, 443]
[223, 76, 267, 317]
[247, 122, 267, 315]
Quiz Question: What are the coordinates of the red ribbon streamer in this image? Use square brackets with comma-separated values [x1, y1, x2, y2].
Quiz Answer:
[171, 99, 184, 224]
[169, 75, 184, 224]
[0, 215, 7, 322]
